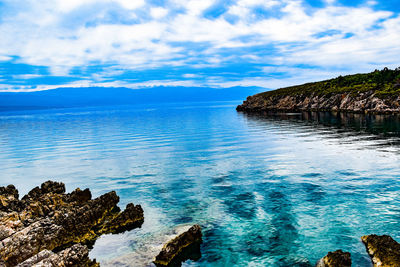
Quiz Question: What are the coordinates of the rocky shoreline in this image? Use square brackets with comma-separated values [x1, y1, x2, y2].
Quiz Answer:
[1, 181, 400, 266]
[0, 181, 144, 266]
[237, 90, 400, 114]
[0, 181, 202, 267]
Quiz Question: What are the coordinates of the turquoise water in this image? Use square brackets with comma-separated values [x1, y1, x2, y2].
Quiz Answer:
[1, 102, 400, 266]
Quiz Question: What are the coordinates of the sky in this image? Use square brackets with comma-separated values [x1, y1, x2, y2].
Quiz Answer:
[0, 0, 399, 92]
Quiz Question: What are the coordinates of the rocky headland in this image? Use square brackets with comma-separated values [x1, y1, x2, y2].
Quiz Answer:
[237, 68, 400, 114]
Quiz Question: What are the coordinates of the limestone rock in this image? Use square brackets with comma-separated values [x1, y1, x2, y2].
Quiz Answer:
[154, 224, 202, 266]
[316, 250, 351, 267]
[362, 234, 400, 267]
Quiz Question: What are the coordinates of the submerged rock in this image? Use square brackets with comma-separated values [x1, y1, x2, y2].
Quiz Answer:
[0, 181, 144, 266]
[154, 224, 202, 266]
[362, 234, 400, 267]
[315, 250, 351, 267]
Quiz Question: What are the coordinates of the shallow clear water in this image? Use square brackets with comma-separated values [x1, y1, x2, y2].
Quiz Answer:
[1, 102, 400, 266]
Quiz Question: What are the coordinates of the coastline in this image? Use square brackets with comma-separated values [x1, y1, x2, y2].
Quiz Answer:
[237, 91, 400, 115]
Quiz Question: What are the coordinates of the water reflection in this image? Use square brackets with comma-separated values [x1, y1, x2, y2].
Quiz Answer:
[241, 110, 400, 136]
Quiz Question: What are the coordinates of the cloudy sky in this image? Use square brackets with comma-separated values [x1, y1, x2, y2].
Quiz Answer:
[0, 0, 399, 92]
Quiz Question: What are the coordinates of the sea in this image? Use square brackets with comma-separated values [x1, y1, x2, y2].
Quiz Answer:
[1, 101, 400, 266]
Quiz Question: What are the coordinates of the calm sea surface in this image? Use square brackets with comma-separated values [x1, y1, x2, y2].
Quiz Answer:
[1, 101, 400, 266]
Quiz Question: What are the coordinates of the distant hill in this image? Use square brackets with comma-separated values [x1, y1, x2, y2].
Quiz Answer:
[0, 86, 263, 111]
[237, 68, 400, 114]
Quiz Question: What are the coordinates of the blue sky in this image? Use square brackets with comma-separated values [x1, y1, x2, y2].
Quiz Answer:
[0, 0, 399, 92]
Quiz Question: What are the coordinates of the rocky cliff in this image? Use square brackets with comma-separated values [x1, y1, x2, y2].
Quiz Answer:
[237, 68, 400, 114]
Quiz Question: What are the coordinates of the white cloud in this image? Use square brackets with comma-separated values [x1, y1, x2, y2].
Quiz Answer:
[367, 1, 378, 6]
[0, 55, 12, 61]
[150, 7, 168, 19]
[179, 0, 215, 16]
[115, 0, 145, 10]
[182, 74, 200, 78]
[56, 0, 98, 12]
[0, 79, 201, 92]
[228, 0, 280, 18]
[11, 74, 43, 79]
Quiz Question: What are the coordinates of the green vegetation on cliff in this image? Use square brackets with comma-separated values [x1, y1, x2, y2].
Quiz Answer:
[258, 67, 400, 99]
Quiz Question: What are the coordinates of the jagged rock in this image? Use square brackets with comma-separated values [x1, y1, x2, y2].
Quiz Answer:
[154, 224, 202, 266]
[96, 203, 145, 235]
[0, 185, 20, 212]
[22, 181, 66, 203]
[0, 181, 144, 266]
[315, 250, 351, 267]
[67, 188, 92, 203]
[362, 234, 400, 267]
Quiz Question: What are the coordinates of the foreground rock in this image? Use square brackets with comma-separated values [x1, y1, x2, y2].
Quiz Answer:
[154, 225, 202, 266]
[362, 234, 400, 267]
[315, 250, 351, 267]
[0, 181, 144, 266]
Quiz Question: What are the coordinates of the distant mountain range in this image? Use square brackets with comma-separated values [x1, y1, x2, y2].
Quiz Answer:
[0, 86, 263, 111]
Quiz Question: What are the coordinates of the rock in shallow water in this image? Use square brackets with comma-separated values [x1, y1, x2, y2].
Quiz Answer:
[0, 181, 144, 266]
[154, 224, 202, 267]
[362, 234, 400, 267]
[315, 250, 351, 267]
